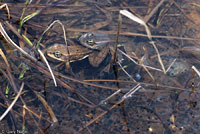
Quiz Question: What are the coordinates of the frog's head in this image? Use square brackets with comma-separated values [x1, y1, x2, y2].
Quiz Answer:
[79, 32, 96, 49]
[79, 32, 110, 50]
[46, 44, 67, 61]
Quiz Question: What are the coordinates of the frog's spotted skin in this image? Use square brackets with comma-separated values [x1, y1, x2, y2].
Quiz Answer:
[79, 32, 111, 50]
[46, 32, 115, 67]
[79, 32, 113, 67]
[46, 43, 92, 62]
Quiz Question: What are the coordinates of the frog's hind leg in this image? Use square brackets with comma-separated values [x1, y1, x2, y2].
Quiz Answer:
[88, 46, 109, 67]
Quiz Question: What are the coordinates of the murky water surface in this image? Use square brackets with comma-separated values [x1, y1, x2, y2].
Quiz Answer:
[0, 0, 200, 133]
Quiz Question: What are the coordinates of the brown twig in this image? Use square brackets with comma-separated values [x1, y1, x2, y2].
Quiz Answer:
[144, 0, 166, 23]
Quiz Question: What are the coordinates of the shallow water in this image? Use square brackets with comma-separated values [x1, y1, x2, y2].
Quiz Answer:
[0, 0, 200, 134]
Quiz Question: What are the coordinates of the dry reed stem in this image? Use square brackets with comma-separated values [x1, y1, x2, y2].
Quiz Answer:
[150, 41, 166, 73]
[38, 20, 68, 48]
[38, 20, 69, 66]
[0, 21, 55, 129]
[23, 105, 42, 120]
[192, 66, 200, 78]
[120, 10, 166, 74]
[84, 79, 200, 93]
[0, 82, 24, 121]
[112, 13, 121, 63]
[122, 84, 141, 98]
[132, 52, 155, 81]
[117, 49, 163, 72]
[38, 49, 57, 87]
[1, 22, 58, 87]
[99, 89, 122, 105]
[118, 61, 135, 81]
[166, 59, 176, 73]
[144, 0, 166, 23]
[0, 3, 10, 19]
[79, 84, 141, 132]
[87, 5, 112, 31]
[0, 22, 37, 62]
[33, 91, 58, 123]
[1, 21, 58, 87]
[63, 28, 200, 41]
[0, 49, 9, 67]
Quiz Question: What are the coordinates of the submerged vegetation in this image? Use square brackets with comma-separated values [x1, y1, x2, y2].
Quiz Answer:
[0, 0, 200, 133]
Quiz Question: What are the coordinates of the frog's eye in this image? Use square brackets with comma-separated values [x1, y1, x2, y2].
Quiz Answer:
[87, 33, 93, 38]
[87, 39, 95, 46]
[54, 51, 62, 58]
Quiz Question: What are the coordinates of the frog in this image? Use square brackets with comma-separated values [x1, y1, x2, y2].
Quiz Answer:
[79, 32, 113, 67]
[79, 32, 112, 50]
[45, 32, 116, 68]
[45, 39, 93, 64]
